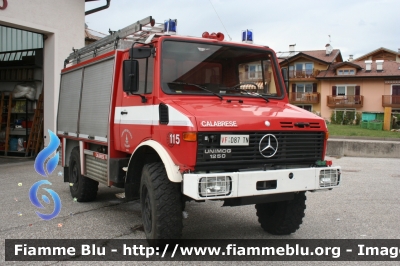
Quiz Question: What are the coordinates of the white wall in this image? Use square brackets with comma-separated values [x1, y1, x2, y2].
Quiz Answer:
[0, 0, 85, 145]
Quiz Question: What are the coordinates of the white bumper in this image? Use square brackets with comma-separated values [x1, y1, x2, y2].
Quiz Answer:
[182, 167, 341, 200]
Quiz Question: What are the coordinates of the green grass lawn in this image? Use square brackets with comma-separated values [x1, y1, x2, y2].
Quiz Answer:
[327, 124, 400, 139]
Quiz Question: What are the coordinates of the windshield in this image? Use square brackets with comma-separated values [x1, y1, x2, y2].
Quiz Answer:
[161, 40, 283, 98]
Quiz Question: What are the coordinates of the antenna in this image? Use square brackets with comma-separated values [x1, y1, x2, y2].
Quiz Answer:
[328, 35, 331, 43]
[208, 0, 232, 41]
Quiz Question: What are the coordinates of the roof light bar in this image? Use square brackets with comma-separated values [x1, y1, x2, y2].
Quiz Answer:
[202, 31, 224, 41]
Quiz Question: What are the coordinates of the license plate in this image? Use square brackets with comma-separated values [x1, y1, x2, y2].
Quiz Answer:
[220, 134, 249, 146]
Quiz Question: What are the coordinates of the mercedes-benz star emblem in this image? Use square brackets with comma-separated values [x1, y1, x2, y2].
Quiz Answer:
[259, 134, 278, 158]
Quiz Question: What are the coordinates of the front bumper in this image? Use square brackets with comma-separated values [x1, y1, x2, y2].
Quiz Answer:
[182, 166, 341, 200]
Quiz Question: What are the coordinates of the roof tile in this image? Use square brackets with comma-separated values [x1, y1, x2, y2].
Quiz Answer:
[317, 60, 400, 78]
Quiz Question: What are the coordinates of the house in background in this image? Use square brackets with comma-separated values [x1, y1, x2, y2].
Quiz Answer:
[280, 45, 400, 130]
[317, 48, 400, 129]
[279, 44, 343, 115]
[352, 47, 400, 63]
[85, 23, 107, 46]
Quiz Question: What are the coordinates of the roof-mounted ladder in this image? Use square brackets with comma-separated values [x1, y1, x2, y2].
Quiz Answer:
[65, 16, 165, 66]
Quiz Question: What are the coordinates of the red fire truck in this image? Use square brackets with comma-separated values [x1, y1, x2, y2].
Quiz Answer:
[57, 16, 341, 243]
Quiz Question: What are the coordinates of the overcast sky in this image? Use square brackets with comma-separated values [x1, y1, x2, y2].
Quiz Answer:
[85, 0, 399, 61]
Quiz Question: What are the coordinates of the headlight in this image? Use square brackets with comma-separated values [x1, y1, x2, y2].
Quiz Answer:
[319, 169, 340, 187]
[199, 176, 232, 197]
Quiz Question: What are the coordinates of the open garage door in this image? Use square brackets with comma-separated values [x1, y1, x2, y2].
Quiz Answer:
[0, 25, 43, 156]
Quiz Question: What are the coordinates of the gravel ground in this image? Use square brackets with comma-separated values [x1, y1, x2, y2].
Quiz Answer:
[1, 156, 399, 265]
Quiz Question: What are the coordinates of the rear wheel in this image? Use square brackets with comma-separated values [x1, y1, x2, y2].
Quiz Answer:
[140, 162, 183, 245]
[69, 147, 98, 202]
[255, 192, 306, 235]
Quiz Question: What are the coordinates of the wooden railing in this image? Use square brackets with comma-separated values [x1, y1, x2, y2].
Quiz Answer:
[288, 69, 320, 79]
[289, 92, 320, 104]
[327, 95, 363, 108]
[382, 95, 400, 108]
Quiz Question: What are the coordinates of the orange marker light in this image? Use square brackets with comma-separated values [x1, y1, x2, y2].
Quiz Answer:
[183, 132, 197, 142]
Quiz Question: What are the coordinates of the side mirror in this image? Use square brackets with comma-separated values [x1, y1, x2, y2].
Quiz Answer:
[129, 47, 152, 59]
[123, 60, 139, 93]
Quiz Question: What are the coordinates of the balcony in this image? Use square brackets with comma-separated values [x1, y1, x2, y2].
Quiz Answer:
[327, 95, 363, 108]
[288, 69, 320, 79]
[382, 95, 400, 108]
[289, 92, 320, 104]
[239, 71, 272, 82]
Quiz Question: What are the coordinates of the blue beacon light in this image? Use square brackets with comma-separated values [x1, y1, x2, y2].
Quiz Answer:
[242, 29, 253, 44]
[164, 19, 177, 35]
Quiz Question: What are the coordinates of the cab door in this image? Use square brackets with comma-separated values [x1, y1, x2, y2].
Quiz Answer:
[115, 52, 155, 153]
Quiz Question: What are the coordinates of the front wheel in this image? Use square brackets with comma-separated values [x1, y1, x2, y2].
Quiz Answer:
[255, 192, 306, 235]
[140, 162, 183, 245]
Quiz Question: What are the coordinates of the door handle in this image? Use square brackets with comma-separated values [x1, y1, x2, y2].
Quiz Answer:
[121, 111, 128, 115]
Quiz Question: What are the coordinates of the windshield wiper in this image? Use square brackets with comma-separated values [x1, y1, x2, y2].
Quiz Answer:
[168, 82, 223, 100]
[229, 87, 270, 102]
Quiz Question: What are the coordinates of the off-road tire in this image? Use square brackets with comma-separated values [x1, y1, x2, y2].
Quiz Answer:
[255, 192, 306, 235]
[69, 147, 98, 202]
[140, 162, 183, 245]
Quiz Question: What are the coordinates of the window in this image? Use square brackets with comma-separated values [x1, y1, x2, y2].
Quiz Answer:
[297, 83, 313, 93]
[289, 65, 294, 77]
[305, 63, 313, 75]
[248, 64, 258, 79]
[392, 85, 400, 104]
[161, 41, 282, 97]
[337, 86, 345, 95]
[295, 63, 303, 73]
[240, 61, 270, 93]
[338, 69, 355, 75]
[136, 56, 154, 94]
[336, 85, 355, 96]
[392, 85, 400, 96]
[332, 85, 361, 105]
[295, 83, 313, 99]
[293, 62, 314, 77]
[281, 68, 288, 80]
[247, 63, 267, 79]
[296, 105, 312, 112]
[292, 83, 317, 101]
[281, 68, 289, 90]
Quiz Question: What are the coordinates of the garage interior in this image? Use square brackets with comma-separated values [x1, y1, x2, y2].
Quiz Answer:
[0, 25, 44, 157]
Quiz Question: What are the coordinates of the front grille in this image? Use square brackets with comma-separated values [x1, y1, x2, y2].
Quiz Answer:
[309, 122, 321, 129]
[196, 131, 324, 171]
[279, 121, 321, 129]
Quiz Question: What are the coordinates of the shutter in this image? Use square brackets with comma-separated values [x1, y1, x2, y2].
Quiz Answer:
[58, 68, 83, 136]
[292, 83, 296, 92]
[79, 58, 115, 142]
[313, 83, 317, 92]
[355, 86, 360, 95]
[332, 86, 337, 95]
